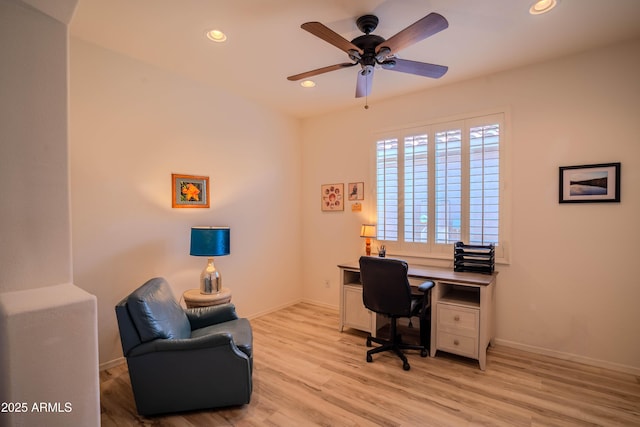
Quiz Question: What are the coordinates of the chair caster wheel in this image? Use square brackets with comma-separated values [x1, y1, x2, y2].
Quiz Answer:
[403, 362, 410, 371]
[421, 349, 428, 357]
[366, 354, 373, 363]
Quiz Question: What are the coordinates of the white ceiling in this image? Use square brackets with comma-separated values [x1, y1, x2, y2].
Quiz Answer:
[69, 0, 640, 119]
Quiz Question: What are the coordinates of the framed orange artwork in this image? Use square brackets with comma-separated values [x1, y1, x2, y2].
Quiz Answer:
[172, 173, 210, 208]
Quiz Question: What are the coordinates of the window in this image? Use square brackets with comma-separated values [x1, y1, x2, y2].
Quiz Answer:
[375, 113, 507, 260]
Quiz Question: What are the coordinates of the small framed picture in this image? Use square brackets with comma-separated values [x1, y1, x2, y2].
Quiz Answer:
[559, 163, 620, 203]
[348, 182, 364, 200]
[321, 183, 344, 211]
[172, 174, 210, 208]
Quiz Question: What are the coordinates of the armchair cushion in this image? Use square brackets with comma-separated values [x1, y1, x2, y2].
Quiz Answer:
[126, 277, 190, 342]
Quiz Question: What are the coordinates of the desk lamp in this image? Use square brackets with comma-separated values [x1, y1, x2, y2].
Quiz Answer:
[360, 224, 376, 256]
[190, 226, 230, 294]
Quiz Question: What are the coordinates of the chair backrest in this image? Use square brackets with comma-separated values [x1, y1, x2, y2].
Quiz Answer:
[115, 277, 190, 355]
[359, 256, 412, 317]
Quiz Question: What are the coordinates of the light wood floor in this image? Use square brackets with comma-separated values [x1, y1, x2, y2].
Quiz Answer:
[101, 302, 640, 426]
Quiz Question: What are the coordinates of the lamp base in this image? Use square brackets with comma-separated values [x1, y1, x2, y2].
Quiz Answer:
[365, 238, 372, 256]
[200, 257, 222, 294]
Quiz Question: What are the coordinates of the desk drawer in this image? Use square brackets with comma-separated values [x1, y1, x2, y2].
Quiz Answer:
[437, 331, 478, 358]
[437, 304, 478, 337]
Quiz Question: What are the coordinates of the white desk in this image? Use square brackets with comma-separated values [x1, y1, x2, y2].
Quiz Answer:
[338, 261, 497, 370]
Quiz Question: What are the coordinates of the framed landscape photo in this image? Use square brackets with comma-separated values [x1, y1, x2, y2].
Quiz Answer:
[172, 173, 210, 208]
[321, 183, 344, 211]
[559, 163, 620, 203]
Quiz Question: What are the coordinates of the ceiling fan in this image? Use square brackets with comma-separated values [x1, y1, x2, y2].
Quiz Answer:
[287, 13, 449, 98]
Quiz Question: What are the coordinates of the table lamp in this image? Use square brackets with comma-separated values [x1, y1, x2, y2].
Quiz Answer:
[190, 226, 230, 294]
[360, 224, 376, 256]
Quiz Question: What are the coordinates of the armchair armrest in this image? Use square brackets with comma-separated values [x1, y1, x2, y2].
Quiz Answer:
[185, 303, 239, 330]
[127, 331, 237, 357]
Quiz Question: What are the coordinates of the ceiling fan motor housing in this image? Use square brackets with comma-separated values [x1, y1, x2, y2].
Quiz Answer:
[351, 34, 385, 67]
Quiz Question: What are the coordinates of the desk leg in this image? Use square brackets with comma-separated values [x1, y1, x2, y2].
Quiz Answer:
[477, 283, 494, 371]
[430, 305, 437, 357]
[430, 284, 440, 357]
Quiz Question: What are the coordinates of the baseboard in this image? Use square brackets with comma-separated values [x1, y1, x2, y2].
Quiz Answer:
[300, 298, 338, 311]
[495, 338, 640, 376]
[245, 299, 304, 319]
[246, 299, 338, 319]
[100, 356, 125, 371]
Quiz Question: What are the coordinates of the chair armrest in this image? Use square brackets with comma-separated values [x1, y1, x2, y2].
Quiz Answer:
[185, 303, 238, 330]
[417, 280, 435, 293]
[411, 280, 435, 316]
[127, 332, 236, 357]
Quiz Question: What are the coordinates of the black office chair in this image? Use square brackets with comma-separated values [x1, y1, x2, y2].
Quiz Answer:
[359, 256, 434, 370]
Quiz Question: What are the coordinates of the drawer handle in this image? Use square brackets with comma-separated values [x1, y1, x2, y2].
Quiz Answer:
[453, 339, 459, 346]
[454, 315, 460, 321]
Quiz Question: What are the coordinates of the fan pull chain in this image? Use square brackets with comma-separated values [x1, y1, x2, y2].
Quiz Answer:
[364, 72, 370, 110]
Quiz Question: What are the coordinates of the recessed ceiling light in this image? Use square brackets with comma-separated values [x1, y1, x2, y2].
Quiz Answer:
[206, 29, 227, 42]
[300, 80, 316, 88]
[529, 0, 557, 15]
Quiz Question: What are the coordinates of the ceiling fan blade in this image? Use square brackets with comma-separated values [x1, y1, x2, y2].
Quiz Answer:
[382, 58, 448, 79]
[355, 66, 374, 98]
[287, 62, 358, 81]
[376, 13, 448, 56]
[301, 22, 364, 56]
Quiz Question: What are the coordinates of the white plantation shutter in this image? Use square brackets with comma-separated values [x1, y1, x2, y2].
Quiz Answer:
[375, 112, 506, 260]
[404, 134, 428, 243]
[376, 139, 399, 241]
[469, 124, 500, 245]
[435, 129, 462, 244]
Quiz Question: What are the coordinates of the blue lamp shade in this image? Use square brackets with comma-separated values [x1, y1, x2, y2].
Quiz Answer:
[190, 227, 230, 257]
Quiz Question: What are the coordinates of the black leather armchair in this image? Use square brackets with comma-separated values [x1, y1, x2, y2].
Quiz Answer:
[360, 256, 433, 370]
[115, 277, 253, 416]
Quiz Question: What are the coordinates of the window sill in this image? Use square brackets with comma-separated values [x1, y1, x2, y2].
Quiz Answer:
[376, 250, 510, 268]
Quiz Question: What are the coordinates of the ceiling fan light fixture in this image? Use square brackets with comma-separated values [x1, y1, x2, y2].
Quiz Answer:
[375, 47, 391, 62]
[206, 29, 227, 42]
[300, 80, 316, 88]
[529, 0, 557, 15]
[380, 60, 396, 69]
[360, 65, 374, 76]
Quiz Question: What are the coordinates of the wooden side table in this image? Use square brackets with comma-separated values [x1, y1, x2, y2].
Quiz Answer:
[183, 287, 232, 309]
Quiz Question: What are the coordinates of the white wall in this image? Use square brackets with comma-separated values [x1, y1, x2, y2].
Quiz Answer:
[301, 38, 640, 373]
[0, 0, 72, 293]
[70, 38, 303, 365]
